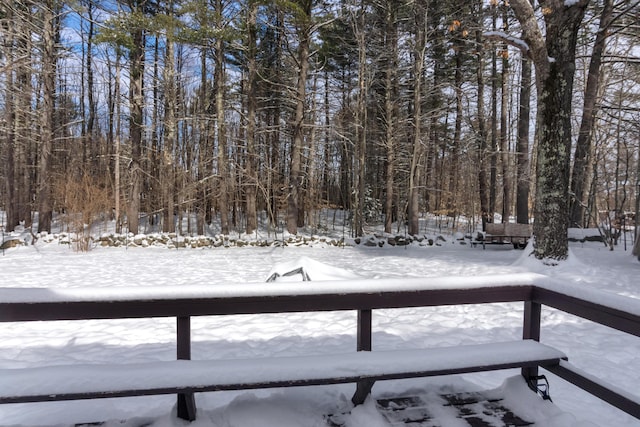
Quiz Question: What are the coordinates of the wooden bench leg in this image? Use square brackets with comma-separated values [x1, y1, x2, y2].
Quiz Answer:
[352, 309, 374, 405]
[177, 316, 196, 420]
[522, 301, 541, 383]
[352, 379, 376, 405]
[177, 393, 197, 421]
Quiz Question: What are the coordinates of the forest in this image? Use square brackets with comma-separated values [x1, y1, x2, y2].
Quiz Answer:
[0, 0, 639, 259]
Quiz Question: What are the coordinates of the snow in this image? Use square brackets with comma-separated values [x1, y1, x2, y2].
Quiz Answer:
[0, 340, 565, 399]
[0, 237, 639, 426]
[342, 397, 390, 427]
[266, 256, 362, 282]
[0, 272, 543, 304]
[554, 360, 640, 405]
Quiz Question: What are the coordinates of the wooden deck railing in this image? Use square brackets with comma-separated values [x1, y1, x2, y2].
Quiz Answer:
[1, 273, 638, 420]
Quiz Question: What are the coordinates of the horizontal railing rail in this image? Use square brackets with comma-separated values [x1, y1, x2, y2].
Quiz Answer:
[1, 273, 639, 421]
[532, 286, 640, 338]
[0, 274, 539, 321]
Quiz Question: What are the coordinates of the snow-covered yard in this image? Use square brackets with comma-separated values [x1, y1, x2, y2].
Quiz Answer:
[0, 236, 638, 427]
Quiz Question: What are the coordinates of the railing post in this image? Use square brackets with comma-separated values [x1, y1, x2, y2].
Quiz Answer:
[177, 316, 196, 421]
[352, 309, 374, 405]
[522, 300, 542, 380]
[357, 309, 372, 352]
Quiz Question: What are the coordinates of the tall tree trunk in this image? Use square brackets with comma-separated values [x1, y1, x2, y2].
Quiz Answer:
[425, 14, 445, 216]
[337, 69, 352, 213]
[3, 8, 19, 231]
[16, 11, 33, 228]
[474, 7, 490, 229]
[305, 71, 320, 229]
[162, 9, 176, 233]
[382, 1, 398, 235]
[634, 145, 640, 260]
[500, 31, 511, 223]
[214, 0, 229, 235]
[509, 0, 589, 260]
[84, 0, 97, 172]
[287, 0, 312, 235]
[322, 70, 331, 206]
[114, 54, 122, 233]
[489, 3, 498, 222]
[127, 21, 145, 234]
[569, 0, 613, 227]
[353, 1, 367, 237]
[267, 8, 284, 228]
[244, 1, 258, 235]
[150, 36, 161, 226]
[449, 47, 463, 215]
[196, 48, 208, 235]
[516, 54, 531, 225]
[269, 111, 280, 227]
[37, 0, 57, 233]
[339, 112, 352, 213]
[408, 1, 426, 236]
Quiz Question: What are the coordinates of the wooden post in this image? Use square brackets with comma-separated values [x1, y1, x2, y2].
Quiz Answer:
[352, 309, 375, 405]
[177, 316, 196, 421]
[357, 309, 372, 351]
[522, 301, 542, 380]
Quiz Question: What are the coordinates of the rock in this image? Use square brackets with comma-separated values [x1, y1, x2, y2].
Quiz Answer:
[388, 236, 411, 246]
[364, 238, 378, 247]
[0, 239, 24, 250]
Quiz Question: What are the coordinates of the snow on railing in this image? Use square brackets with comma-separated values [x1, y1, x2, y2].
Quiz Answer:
[1, 273, 639, 420]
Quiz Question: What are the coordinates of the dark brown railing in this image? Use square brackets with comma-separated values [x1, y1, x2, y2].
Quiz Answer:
[1, 273, 638, 420]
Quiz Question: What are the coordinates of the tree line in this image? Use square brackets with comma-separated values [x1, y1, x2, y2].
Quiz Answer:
[0, 0, 639, 260]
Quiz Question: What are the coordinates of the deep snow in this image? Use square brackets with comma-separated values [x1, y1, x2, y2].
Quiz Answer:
[0, 235, 638, 427]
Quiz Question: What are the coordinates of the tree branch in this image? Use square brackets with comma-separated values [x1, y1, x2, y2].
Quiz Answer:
[508, 0, 550, 81]
[483, 31, 530, 57]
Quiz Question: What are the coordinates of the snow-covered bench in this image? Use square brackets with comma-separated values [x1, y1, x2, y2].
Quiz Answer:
[1, 274, 638, 422]
[0, 340, 566, 420]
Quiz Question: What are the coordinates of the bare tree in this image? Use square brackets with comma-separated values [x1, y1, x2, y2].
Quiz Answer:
[634, 137, 640, 260]
[214, 0, 230, 235]
[474, 0, 490, 228]
[81, 0, 98, 172]
[499, 8, 511, 223]
[569, 0, 614, 227]
[114, 52, 123, 233]
[2, 0, 638, 243]
[1, 3, 19, 231]
[244, 0, 258, 235]
[408, 0, 427, 236]
[515, 52, 532, 224]
[489, 1, 499, 221]
[37, 0, 59, 233]
[4, 2, 37, 229]
[286, 0, 313, 235]
[353, 0, 368, 237]
[162, 0, 178, 233]
[379, 1, 399, 234]
[509, 0, 590, 260]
